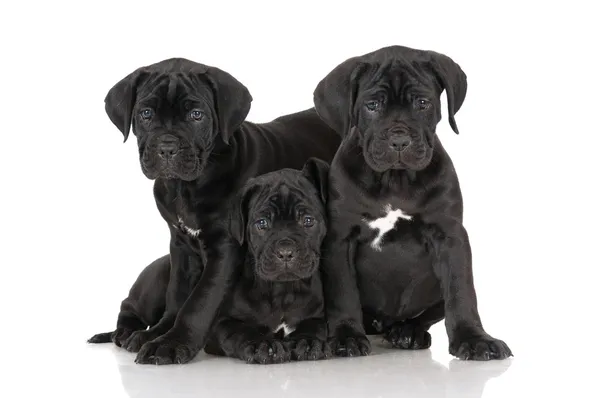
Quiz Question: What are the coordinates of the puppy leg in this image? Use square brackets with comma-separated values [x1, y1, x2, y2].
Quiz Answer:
[88, 255, 170, 347]
[122, 245, 200, 354]
[212, 319, 291, 365]
[284, 318, 331, 361]
[433, 223, 512, 360]
[321, 233, 371, 357]
[383, 302, 445, 349]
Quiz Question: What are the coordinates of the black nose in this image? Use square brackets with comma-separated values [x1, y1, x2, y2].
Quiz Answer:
[158, 143, 178, 157]
[389, 135, 411, 152]
[275, 239, 296, 262]
[157, 136, 179, 158]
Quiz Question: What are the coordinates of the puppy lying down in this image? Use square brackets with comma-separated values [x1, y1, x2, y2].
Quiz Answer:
[90, 158, 331, 364]
[204, 158, 331, 363]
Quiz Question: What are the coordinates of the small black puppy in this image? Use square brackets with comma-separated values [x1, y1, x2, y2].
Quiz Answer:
[90, 159, 331, 364]
[204, 159, 330, 364]
[314, 45, 512, 360]
[88, 58, 340, 365]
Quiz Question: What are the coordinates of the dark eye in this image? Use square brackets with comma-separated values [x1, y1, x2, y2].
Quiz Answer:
[365, 101, 380, 112]
[416, 99, 430, 110]
[140, 109, 153, 120]
[255, 218, 269, 230]
[190, 110, 204, 121]
[303, 216, 315, 227]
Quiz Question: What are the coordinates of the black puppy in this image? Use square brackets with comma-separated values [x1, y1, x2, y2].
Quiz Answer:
[88, 58, 340, 365]
[91, 159, 332, 364]
[204, 159, 330, 364]
[314, 45, 512, 360]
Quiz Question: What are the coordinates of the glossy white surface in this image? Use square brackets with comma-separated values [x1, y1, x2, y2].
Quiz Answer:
[11, 327, 595, 398]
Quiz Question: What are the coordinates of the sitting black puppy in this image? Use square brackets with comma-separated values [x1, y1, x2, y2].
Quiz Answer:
[90, 158, 331, 364]
[87, 58, 340, 365]
[204, 158, 331, 364]
[313, 45, 512, 360]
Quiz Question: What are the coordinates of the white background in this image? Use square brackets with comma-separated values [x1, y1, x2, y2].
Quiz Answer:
[1, 1, 599, 397]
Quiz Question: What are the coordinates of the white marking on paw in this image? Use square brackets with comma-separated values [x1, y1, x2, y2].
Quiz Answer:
[274, 322, 295, 337]
[365, 204, 412, 251]
[178, 216, 201, 238]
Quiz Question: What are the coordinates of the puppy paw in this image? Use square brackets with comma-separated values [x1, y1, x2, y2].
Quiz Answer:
[135, 335, 198, 365]
[112, 327, 137, 347]
[122, 329, 158, 353]
[329, 326, 371, 357]
[239, 340, 291, 365]
[286, 338, 331, 361]
[384, 322, 431, 349]
[450, 331, 512, 361]
[87, 327, 136, 347]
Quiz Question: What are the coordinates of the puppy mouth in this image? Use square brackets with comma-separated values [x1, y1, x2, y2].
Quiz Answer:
[364, 133, 432, 172]
[140, 148, 205, 181]
[256, 255, 319, 282]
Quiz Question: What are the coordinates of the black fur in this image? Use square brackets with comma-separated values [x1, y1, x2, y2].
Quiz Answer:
[89, 159, 332, 364]
[88, 58, 340, 365]
[204, 159, 331, 364]
[314, 45, 512, 360]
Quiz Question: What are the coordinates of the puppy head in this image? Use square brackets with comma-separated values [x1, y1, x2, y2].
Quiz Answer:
[229, 158, 329, 282]
[314, 45, 467, 172]
[104, 58, 252, 181]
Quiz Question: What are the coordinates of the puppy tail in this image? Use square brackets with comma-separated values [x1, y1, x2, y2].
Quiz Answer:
[87, 331, 113, 344]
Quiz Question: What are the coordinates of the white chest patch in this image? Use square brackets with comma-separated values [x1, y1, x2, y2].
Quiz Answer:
[274, 322, 295, 337]
[176, 216, 201, 238]
[365, 204, 412, 251]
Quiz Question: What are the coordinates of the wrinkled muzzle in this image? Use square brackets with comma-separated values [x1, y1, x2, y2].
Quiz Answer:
[140, 132, 202, 180]
[364, 124, 433, 172]
[256, 237, 319, 282]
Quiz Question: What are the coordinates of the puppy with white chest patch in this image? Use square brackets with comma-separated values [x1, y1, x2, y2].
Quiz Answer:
[204, 159, 331, 364]
[314, 45, 512, 360]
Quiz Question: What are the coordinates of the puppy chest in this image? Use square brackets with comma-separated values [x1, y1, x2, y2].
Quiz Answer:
[255, 291, 323, 337]
[360, 203, 417, 251]
[172, 214, 216, 254]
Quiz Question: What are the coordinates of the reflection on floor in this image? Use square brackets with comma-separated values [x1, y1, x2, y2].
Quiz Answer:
[97, 337, 513, 398]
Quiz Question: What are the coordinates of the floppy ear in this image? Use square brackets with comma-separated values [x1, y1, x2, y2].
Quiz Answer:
[301, 157, 330, 204]
[313, 58, 370, 136]
[203, 67, 253, 144]
[229, 181, 259, 245]
[427, 51, 467, 135]
[104, 68, 148, 142]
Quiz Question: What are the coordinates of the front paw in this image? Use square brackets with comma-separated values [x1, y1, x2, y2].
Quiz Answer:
[329, 326, 371, 357]
[112, 327, 136, 347]
[239, 340, 291, 365]
[450, 331, 513, 361]
[285, 338, 331, 361]
[135, 335, 198, 365]
[384, 322, 431, 349]
[122, 329, 159, 353]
